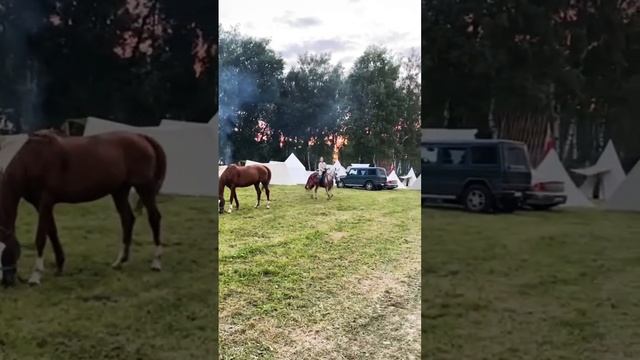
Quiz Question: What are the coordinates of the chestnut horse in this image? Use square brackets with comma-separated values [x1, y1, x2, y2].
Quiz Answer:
[0, 130, 166, 287]
[305, 169, 335, 200]
[219, 164, 271, 214]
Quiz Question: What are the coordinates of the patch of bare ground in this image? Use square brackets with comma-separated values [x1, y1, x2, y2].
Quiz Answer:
[275, 251, 420, 359]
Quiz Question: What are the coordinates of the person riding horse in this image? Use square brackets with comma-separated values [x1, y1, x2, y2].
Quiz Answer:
[317, 157, 327, 186]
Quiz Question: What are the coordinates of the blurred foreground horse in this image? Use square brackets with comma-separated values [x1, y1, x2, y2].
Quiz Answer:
[0, 130, 166, 287]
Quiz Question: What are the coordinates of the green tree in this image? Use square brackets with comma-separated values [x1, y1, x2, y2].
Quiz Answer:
[343, 46, 402, 164]
[218, 27, 284, 163]
[275, 53, 344, 168]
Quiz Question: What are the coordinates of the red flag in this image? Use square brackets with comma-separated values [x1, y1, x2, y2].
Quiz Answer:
[543, 122, 555, 156]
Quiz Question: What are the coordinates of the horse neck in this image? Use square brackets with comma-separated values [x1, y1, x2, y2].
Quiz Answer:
[0, 174, 21, 232]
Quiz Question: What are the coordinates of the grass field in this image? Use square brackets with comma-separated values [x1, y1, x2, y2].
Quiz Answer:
[0, 196, 216, 360]
[424, 206, 640, 360]
[219, 185, 421, 359]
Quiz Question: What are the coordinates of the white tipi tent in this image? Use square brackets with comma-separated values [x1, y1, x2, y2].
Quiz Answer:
[571, 140, 626, 200]
[387, 170, 405, 189]
[408, 174, 421, 190]
[605, 160, 640, 212]
[283, 153, 309, 184]
[246, 160, 296, 185]
[402, 168, 417, 186]
[331, 159, 347, 177]
[533, 149, 593, 207]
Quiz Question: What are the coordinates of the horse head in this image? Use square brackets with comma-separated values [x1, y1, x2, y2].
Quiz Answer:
[304, 173, 317, 190]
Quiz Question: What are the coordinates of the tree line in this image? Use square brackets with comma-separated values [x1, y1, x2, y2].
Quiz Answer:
[0, 0, 216, 131]
[423, 0, 639, 169]
[219, 27, 421, 174]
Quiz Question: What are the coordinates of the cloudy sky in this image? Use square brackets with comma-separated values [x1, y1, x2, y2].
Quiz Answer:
[220, 0, 421, 71]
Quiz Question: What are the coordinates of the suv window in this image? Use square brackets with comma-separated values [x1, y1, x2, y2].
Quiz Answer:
[422, 145, 438, 164]
[348, 168, 358, 176]
[366, 168, 377, 176]
[377, 168, 386, 177]
[440, 147, 467, 165]
[471, 146, 498, 165]
[505, 145, 530, 170]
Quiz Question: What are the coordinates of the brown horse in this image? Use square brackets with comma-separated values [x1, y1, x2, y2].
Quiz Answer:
[0, 130, 166, 287]
[219, 164, 271, 214]
[305, 169, 335, 200]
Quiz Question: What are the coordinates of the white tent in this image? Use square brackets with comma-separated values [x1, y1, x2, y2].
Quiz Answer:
[408, 174, 421, 190]
[605, 160, 640, 212]
[83, 117, 140, 135]
[209, 113, 218, 125]
[387, 170, 405, 189]
[0, 134, 28, 171]
[571, 140, 626, 200]
[246, 160, 296, 185]
[283, 153, 309, 184]
[422, 128, 477, 142]
[83, 117, 217, 197]
[331, 159, 347, 177]
[401, 168, 417, 186]
[533, 149, 593, 207]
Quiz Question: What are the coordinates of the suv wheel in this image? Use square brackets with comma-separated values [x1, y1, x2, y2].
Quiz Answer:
[364, 181, 374, 191]
[462, 185, 493, 213]
[337, 180, 344, 188]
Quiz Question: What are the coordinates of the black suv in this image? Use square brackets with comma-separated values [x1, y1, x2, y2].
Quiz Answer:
[337, 166, 394, 190]
[421, 139, 534, 212]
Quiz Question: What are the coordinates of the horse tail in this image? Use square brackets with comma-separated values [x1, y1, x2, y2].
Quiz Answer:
[134, 134, 166, 214]
[262, 165, 271, 190]
[141, 134, 167, 194]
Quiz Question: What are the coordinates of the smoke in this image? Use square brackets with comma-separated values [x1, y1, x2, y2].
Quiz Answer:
[218, 65, 260, 164]
[0, 0, 48, 132]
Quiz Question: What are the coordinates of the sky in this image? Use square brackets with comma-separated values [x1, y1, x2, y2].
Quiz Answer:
[219, 0, 421, 71]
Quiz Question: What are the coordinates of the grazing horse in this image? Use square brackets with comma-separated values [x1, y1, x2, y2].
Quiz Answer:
[0, 130, 166, 287]
[219, 164, 271, 214]
[305, 169, 335, 200]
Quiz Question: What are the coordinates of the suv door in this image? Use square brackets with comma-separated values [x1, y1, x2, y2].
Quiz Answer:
[468, 145, 501, 189]
[343, 168, 359, 187]
[500, 143, 532, 192]
[421, 143, 441, 195]
[438, 146, 470, 196]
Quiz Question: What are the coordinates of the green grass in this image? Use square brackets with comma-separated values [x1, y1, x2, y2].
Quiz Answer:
[423, 206, 640, 360]
[219, 185, 421, 359]
[0, 196, 216, 360]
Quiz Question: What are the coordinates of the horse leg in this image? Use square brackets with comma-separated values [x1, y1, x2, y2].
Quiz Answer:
[29, 201, 54, 285]
[227, 186, 235, 213]
[233, 187, 240, 210]
[263, 183, 271, 209]
[254, 183, 262, 208]
[112, 188, 135, 269]
[48, 218, 65, 275]
[136, 186, 163, 271]
[24, 194, 65, 275]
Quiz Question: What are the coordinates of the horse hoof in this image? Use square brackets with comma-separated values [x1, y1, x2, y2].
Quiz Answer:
[150, 260, 162, 271]
[112, 262, 123, 270]
[28, 274, 41, 286]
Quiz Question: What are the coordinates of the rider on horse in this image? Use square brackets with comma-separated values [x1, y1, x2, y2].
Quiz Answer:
[317, 156, 327, 186]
